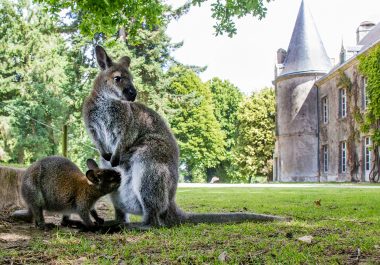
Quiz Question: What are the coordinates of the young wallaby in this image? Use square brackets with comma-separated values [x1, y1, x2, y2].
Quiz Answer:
[83, 46, 286, 228]
[19, 156, 121, 230]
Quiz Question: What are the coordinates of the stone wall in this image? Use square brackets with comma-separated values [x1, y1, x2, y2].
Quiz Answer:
[318, 63, 370, 182]
[275, 74, 321, 182]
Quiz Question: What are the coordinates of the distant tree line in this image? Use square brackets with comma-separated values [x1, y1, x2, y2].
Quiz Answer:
[0, 0, 275, 183]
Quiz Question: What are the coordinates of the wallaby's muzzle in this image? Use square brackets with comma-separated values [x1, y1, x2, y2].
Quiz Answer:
[123, 85, 137, 102]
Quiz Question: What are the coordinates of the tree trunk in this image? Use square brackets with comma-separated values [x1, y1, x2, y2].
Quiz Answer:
[119, 27, 127, 42]
[0, 166, 25, 211]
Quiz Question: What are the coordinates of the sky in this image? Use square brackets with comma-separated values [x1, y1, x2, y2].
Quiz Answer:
[165, 0, 380, 95]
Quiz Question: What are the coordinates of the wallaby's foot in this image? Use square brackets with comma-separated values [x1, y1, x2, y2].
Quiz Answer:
[132, 224, 154, 231]
[11, 209, 33, 223]
[61, 218, 85, 229]
[36, 223, 57, 230]
[102, 219, 122, 227]
[79, 225, 99, 233]
[90, 209, 104, 226]
[95, 220, 128, 234]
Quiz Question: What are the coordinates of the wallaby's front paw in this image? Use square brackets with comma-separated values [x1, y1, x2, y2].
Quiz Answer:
[110, 155, 120, 167]
[102, 153, 112, 161]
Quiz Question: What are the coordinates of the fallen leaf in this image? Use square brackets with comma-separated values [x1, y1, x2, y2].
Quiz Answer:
[297, 235, 313, 244]
[218, 251, 229, 262]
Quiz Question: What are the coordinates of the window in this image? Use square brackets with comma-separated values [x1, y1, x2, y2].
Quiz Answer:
[339, 89, 347, 118]
[340, 141, 347, 173]
[362, 77, 369, 110]
[323, 145, 328, 173]
[365, 137, 371, 171]
[322, 97, 328, 124]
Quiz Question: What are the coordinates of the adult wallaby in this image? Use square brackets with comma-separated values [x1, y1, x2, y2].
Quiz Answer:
[17, 156, 121, 230]
[83, 46, 286, 228]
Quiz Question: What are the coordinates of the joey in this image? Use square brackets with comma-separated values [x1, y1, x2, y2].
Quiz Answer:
[15, 156, 121, 230]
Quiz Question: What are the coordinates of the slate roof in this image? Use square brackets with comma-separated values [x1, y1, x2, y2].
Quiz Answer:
[280, 0, 332, 77]
[359, 22, 380, 49]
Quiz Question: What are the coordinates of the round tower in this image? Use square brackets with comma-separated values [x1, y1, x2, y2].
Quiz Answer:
[273, 0, 331, 182]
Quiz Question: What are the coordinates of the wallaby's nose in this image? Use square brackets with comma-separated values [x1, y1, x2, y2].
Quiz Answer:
[126, 87, 137, 102]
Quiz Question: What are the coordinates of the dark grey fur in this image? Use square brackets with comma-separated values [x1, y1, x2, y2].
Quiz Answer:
[83, 46, 286, 227]
[20, 156, 121, 230]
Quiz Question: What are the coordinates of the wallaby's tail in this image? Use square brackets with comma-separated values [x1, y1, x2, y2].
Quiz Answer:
[180, 212, 288, 224]
[163, 202, 289, 225]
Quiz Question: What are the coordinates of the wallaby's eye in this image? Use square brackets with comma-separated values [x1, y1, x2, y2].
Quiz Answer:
[114, 76, 122, 83]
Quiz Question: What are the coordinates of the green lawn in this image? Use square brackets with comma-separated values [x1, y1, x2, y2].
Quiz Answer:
[1, 187, 380, 264]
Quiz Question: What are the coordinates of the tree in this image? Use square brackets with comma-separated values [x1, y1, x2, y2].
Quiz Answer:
[232, 88, 275, 183]
[36, 0, 273, 38]
[0, 0, 69, 164]
[167, 66, 225, 182]
[207, 78, 243, 181]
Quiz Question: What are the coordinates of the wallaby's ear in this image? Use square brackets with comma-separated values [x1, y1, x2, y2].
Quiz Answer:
[86, 170, 99, 184]
[119, 56, 131, 68]
[86, 158, 99, 170]
[95, 45, 113, 70]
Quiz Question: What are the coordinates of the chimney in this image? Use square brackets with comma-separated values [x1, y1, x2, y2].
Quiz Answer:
[356, 21, 375, 44]
[277, 48, 287, 64]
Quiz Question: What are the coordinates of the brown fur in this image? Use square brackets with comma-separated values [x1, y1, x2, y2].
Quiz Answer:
[17, 156, 121, 230]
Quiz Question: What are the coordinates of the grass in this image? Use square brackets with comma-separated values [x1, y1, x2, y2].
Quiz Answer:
[1, 187, 380, 264]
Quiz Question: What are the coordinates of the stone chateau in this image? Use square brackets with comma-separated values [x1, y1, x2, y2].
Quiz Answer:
[273, 0, 380, 182]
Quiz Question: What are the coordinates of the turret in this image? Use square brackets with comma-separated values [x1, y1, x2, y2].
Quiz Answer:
[273, 0, 331, 182]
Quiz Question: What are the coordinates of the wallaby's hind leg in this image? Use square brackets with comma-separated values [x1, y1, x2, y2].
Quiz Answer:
[114, 207, 125, 223]
[30, 206, 54, 230]
[141, 209, 161, 227]
[138, 163, 170, 227]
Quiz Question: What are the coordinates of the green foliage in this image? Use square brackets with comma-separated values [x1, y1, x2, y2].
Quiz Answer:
[359, 45, 380, 146]
[0, 0, 69, 163]
[232, 88, 275, 182]
[167, 66, 225, 182]
[37, 0, 166, 40]
[193, 0, 272, 37]
[60, 33, 99, 168]
[37, 0, 272, 38]
[0, 0, 277, 182]
[207, 78, 243, 181]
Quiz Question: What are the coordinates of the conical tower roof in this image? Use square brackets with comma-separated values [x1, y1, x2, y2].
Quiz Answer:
[280, 0, 331, 77]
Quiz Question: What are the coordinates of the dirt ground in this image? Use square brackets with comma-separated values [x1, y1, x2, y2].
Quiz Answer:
[0, 197, 115, 253]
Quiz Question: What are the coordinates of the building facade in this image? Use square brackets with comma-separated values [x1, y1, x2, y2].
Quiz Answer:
[273, 0, 380, 182]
